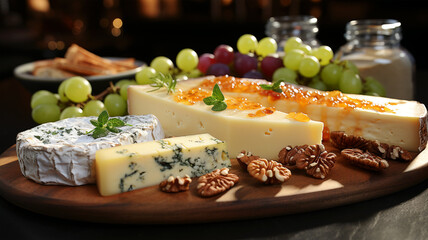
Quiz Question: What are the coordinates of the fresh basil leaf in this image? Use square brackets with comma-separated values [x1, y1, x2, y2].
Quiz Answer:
[108, 118, 126, 127]
[106, 126, 120, 133]
[212, 84, 224, 101]
[98, 110, 109, 125]
[260, 84, 272, 90]
[212, 101, 227, 111]
[203, 96, 217, 105]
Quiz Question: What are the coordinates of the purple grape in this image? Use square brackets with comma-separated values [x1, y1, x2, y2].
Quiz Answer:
[260, 56, 283, 79]
[198, 53, 215, 74]
[214, 45, 234, 64]
[206, 63, 231, 76]
[243, 70, 264, 79]
[234, 54, 258, 76]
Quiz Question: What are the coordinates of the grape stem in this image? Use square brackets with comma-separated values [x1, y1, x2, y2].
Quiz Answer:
[91, 81, 117, 101]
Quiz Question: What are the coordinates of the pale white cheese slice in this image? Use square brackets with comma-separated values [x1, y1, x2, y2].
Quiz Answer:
[16, 115, 164, 186]
[127, 85, 323, 159]
[95, 133, 231, 196]
[182, 76, 428, 152]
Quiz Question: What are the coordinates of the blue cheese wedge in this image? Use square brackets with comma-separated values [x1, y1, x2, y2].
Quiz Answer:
[95, 133, 231, 196]
[16, 115, 164, 186]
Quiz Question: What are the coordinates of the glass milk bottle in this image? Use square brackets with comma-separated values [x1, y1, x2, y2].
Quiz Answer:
[338, 19, 415, 100]
[265, 15, 321, 51]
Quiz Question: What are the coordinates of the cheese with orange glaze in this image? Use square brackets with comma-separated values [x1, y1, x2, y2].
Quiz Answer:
[196, 76, 427, 152]
[128, 83, 323, 160]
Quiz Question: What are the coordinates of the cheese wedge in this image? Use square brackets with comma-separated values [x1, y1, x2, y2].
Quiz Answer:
[95, 134, 231, 196]
[128, 84, 324, 159]
[191, 76, 427, 152]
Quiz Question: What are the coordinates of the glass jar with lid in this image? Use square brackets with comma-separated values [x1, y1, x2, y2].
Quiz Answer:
[265, 15, 320, 51]
[337, 19, 415, 100]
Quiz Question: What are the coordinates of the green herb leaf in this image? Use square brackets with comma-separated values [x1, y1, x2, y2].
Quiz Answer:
[92, 128, 109, 139]
[203, 96, 217, 105]
[88, 111, 130, 139]
[98, 110, 109, 125]
[107, 118, 126, 127]
[148, 72, 177, 94]
[260, 80, 284, 93]
[203, 83, 227, 112]
[212, 101, 227, 111]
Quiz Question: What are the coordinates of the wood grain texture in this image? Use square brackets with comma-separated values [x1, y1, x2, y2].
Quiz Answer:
[0, 143, 427, 224]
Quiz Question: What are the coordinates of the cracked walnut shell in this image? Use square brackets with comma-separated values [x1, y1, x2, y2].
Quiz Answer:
[341, 148, 389, 171]
[159, 175, 192, 193]
[247, 158, 291, 184]
[197, 168, 239, 197]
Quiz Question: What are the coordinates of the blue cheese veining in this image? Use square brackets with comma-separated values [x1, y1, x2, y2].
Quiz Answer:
[95, 133, 231, 196]
[16, 115, 164, 186]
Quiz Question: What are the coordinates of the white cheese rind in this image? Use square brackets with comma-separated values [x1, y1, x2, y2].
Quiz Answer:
[127, 86, 323, 159]
[95, 133, 231, 196]
[16, 115, 165, 186]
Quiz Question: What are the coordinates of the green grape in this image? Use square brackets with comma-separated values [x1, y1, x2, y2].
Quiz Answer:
[31, 91, 58, 109]
[344, 60, 359, 74]
[58, 79, 71, 102]
[284, 78, 298, 85]
[237, 34, 258, 54]
[320, 63, 343, 89]
[32, 104, 60, 124]
[135, 67, 157, 85]
[64, 76, 92, 103]
[104, 93, 127, 116]
[176, 48, 198, 72]
[312, 46, 334, 66]
[364, 76, 386, 97]
[60, 106, 84, 120]
[308, 77, 328, 91]
[31, 90, 52, 103]
[339, 69, 363, 94]
[272, 67, 298, 83]
[256, 37, 277, 57]
[283, 49, 305, 71]
[296, 44, 312, 55]
[119, 80, 136, 100]
[298, 56, 320, 78]
[83, 100, 106, 116]
[150, 56, 174, 75]
[115, 79, 134, 89]
[188, 69, 202, 78]
[284, 37, 303, 53]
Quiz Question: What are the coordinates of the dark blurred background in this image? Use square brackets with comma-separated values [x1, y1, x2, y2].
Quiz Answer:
[1, 0, 428, 152]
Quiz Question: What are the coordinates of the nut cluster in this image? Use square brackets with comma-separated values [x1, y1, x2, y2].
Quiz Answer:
[159, 175, 192, 193]
[278, 144, 336, 179]
[330, 131, 413, 161]
[197, 168, 239, 197]
[247, 158, 291, 184]
[341, 148, 389, 171]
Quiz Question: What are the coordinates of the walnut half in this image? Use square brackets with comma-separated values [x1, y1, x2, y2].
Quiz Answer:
[341, 148, 389, 171]
[159, 175, 192, 193]
[247, 158, 291, 184]
[197, 168, 239, 197]
[278, 144, 336, 179]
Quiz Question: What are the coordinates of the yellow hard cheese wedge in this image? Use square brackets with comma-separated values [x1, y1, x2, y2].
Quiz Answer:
[95, 134, 230, 196]
[127, 84, 324, 159]
[193, 76, 428, 152]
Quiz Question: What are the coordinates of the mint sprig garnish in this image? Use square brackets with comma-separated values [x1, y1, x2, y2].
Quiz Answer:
[260, 80, 284, 93]
[203, 83, 227, 111]
[148, 72, 177, 94]
[87, 110, 128, 139]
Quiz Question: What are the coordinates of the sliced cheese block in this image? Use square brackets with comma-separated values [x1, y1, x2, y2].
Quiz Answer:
[128, 84, 323, 159]
[16, 115, 164, 186]
[95, 133, 231, 196]
[183, 76, 427, 152]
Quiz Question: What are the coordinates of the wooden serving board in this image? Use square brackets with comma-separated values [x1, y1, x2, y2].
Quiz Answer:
[1, 143, 428, 224]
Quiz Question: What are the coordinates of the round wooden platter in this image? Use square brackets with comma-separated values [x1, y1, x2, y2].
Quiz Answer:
[1, 143, 428, 224]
